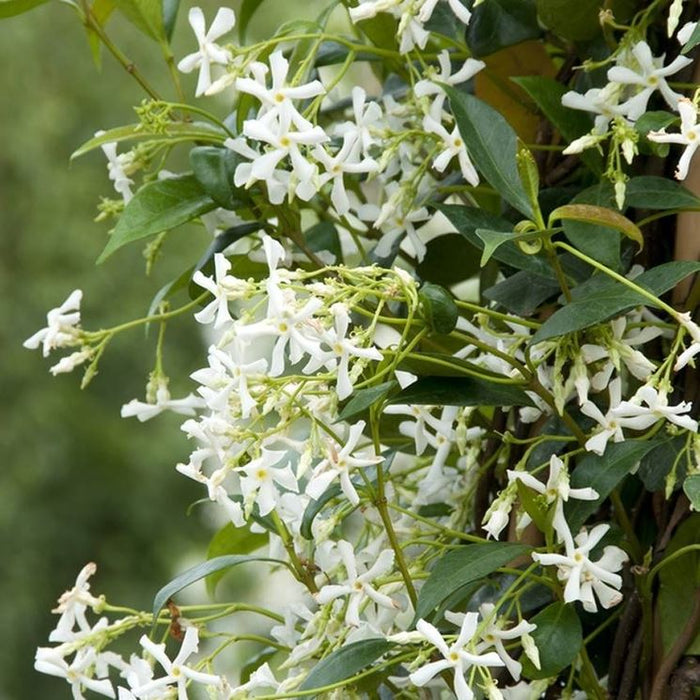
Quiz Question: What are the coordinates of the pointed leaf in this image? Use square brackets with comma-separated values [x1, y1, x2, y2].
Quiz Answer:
[566, 440, 661, 531]
[392, 376, 533, 408]
[531, 261, 700, 343]
[550, 204, 643, 249]
[625, 176, 700, 210]
[238, 0, 266, 42]
[443, 87, 534, 218]
[520, 602, 582, 679]
[419, 283, 458, 334]
[152, 555, 287, 620]
[113, 0, 164, 40]
[684, 475, 700, 511]
[415, 543, 530, 621]
[337, 381, 398, 423]
[189, 146, 241, 209]
[162, 0, 179, 40]
[466, 0, 540, 57]
[0, 0, 48, 17]
[299, 639, 393, 690]
[475, 228, 516, 266]
[98, 175, 216, 263]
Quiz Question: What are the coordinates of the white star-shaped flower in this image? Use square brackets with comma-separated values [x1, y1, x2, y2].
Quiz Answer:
[648, 98, 700, 180]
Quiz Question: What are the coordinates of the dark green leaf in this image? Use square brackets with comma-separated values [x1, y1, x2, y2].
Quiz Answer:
[419, 283, 459, 334]
[162, 0, 179, 39]
[521, 602, 582, 678]
[683, 475, 700, 511]
[113, 0, 164, 40]
[515, 479, 550, 532]
[416, 233, 482, 286]
[238, 0, 266, 42]
[566, 440, 661, 531]
[152, 555, 287, 621]
[531, 261, 700, 344]
[438, 204, 554, 277]
[466, 0, 540, 57]
[393, 376, 533, 408]
[658, 516, 700, 654]
[299, 639, 393, 690]
[98, 175, 217, 263]
[205, 523, 269, 594]
[337, 381, 398, 423]
[443, 88, 534, 218]
[189, 146, 241, 209]
[0, 0, 48, 18]
[536, 0, 602, 40]
[514, 76, 602, 175]
[483, 269, 560, 315]
[625, 176, 700, 210]
[303, 220, 343, 263]
[414, 543, 530, 621]
[634, 110, 677, 135]
[637, 436, 686, 492]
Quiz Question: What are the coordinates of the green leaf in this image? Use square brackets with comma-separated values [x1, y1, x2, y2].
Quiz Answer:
[147, 266, 194, 319]
[71, 122, 226, 159]
[205, 523, 269, 594]
[625, 176, 700, 210]
[113, 0, 164, 40]
[515, 479, 550, 532]
[393, 376, 534, 408]
[637, 436, 686, 492]
[98, 175, 217, 263]
[152, 555, 287, 621]
[536, 0, 602, 40]
[521, 602, 582, 679]
[658, 515, 700, 654]
[0, 0, 48, 17]
[414, 543, 530, 621]
[683, 475, 700, 511]
[513, 76, 602, 175]
[189, 146, 240, 209]
[531, 261, 700, 344]
[303, 220, 343, 263]
[416, 233, 482, 286]
[337, 381, 398, 423]
[419, 283, 459, 334]
[162, 0, 179, 40]
[443, 88, 534, 218]
[566, 440, 661, 531]
[466, 0, 540, 57]
[475, 229, 516, 266]
[550, 203, 643, 249]
[438, 203, 554, 277]
[238, 0, 266, 42]
[299, 639, 393, 690]
[681, 22, 700, 53]
[635, 110, 677, 135]
[483, 269, 560, 315]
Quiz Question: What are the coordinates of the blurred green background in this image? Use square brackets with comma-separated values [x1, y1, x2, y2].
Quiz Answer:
[0, 1, 326, 697]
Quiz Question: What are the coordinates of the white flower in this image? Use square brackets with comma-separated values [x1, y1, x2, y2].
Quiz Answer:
[673, 310, 700, 369]
[134, 626, 222, 698]
[418, 0, 472, 24]
[121, 381, 204, 422]
[333, 86, 383, 156]
[315, 541, 399, 626]
[49, 563, 101, 642]
[192, 253, 250, 328]
[678, 21, 698, 45]
[96, 133, 134, 202]
[24, 289, 83, 357]
[177, 7, 235, 97]
[237, 447, 298, 516]
[35, 646, 115, 699]
[306, 420, 381, 506]
[611, 384, 698, 433]
[561, 83, 627, 134]
[608, 41, 692, 120]
[424, 114, 479, 186]
[581, 378, 626, 456]
[410, 612, 505, 700]
[482, 488, 517, 540]
[532, 523, 628, 613]
[50, 349, 92, 376]
[648, 98, 700, 180]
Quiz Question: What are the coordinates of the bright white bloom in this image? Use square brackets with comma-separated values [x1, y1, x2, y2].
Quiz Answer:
[35, 646, 115, 699]
[97, 134, 134, 202]
[674, 310, 700, 369]
[418, 0, 472, 25]
[50, 349, 92, 376]
[316, 541, 399, 626]
[482, 488, 517, 540]
[306, 420, 381, 506]
[532, 523, 628, 613]
[472, 604, 538, 681]
[237, 447, 298, 516]
[236, 51, 324, 131]
[648, 97, 700, 180]
[611, 384, 698, 433]
[410, 612, 505, 700]
[134, 626, 222, 698]
[49, 563, 101, 643]
[192, 253, 250, 328]
[177, 7, 235, 97]
[581, 378, 626, 456]
[333, 86, 383, 156]
[121, 381, 203, 422]
[561, 83, 627, 134]
[608, 41, 692, 120]
[373, 186, 431, 261]
[424, 114, 479, 185]
[24, 290, 83, 357]
[678, 21, 698, 45]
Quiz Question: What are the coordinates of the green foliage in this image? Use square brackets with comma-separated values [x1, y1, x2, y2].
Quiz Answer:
[466, 0, 540, 57]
